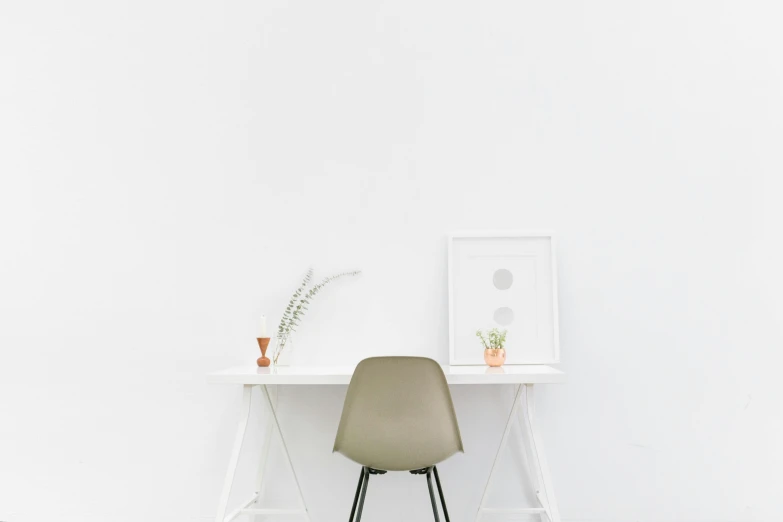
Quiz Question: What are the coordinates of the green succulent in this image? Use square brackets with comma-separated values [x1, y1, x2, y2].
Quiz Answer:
[476, 328, 507, 350]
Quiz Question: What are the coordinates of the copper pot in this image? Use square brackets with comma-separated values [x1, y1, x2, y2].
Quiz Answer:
[484, 348, 506, 367]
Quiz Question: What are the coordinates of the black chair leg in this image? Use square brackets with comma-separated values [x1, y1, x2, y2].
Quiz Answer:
[348, 467, 366, 522]
[432, 466, 451, 522]
[425, 467, 441, 522]
[350, 465, 448, 522]
[354, 467, 370, 522]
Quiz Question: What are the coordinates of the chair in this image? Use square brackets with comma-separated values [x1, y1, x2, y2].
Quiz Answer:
[333, 356, 464, 521]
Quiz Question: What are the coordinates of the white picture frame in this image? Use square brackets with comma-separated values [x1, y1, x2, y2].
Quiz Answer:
[448, 231, 560, 365]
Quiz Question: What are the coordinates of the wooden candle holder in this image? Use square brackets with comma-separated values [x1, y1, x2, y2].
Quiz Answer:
[256, 337, 271, 367]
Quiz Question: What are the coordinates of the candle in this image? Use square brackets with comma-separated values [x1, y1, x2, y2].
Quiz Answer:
[258, 315, 268, 338]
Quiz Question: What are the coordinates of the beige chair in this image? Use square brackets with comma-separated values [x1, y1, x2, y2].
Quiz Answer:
[333, 356, 463, 522]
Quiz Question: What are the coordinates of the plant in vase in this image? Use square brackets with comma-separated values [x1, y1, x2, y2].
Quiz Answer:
[274, 267, 361, 365]
[476, 328, 507, 367]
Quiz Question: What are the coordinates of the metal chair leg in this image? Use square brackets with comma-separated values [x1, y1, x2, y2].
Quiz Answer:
[354, 467, 370, 522]
[426, 467, 441, 522]
[349, 465, 448, 522]
[432, 466, 451, 522]
[348, 467, 366, 522]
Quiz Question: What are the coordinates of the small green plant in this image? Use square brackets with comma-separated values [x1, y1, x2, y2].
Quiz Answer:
[476, 328, 507, 350]
[274, 267, 361, 364]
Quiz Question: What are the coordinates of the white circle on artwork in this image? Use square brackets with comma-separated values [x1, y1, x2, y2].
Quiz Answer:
[493, 307, 515, 326]
[493, 269, 513, 290]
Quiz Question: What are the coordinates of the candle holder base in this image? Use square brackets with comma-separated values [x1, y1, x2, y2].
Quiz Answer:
[256, 337, 271, 367]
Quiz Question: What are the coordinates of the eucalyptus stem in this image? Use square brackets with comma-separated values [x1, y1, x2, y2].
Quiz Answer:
[273, 268, 361, 364]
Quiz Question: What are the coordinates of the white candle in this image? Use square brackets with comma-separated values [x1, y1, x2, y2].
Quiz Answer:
[258, 315, 267, 337]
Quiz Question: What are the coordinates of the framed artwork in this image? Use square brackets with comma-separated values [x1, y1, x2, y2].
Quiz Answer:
[448, 231, 560, 365]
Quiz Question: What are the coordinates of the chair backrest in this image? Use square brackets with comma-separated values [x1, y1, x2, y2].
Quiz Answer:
[333, 356, 463, 472]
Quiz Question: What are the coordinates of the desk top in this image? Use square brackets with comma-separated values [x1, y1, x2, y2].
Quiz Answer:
[208, 364, 565, 385]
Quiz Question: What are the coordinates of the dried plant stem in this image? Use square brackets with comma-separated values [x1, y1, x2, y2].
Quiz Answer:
[274, 269, 361, 364]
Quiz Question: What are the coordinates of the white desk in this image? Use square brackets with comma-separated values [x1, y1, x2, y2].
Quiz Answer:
[209, 364, 565, 522]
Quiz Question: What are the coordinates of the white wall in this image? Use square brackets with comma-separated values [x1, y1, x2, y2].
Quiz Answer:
[2, 0, 782, 521]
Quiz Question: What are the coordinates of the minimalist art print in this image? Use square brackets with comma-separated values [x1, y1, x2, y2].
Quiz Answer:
[448, 232, 560, 365]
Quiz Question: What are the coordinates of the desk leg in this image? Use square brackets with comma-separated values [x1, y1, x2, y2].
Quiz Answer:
[475, 384, 523, 522]
[520, 384, 561, 522]
[215, 385, 253, 522]
[253, 385, 276, 522]
[261, 385, 311, 522]
[475, 384, 560, 522]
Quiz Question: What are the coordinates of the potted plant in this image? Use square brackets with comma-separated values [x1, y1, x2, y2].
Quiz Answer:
[476, 328, 507, 367]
